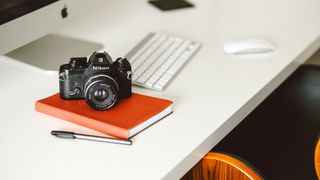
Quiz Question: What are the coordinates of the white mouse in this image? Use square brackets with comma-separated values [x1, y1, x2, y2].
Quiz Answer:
[223, 38, 275, 55]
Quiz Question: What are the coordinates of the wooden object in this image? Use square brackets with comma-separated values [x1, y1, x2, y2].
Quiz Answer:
[315, 138, 320, 179]
[181, 152, 262, 180]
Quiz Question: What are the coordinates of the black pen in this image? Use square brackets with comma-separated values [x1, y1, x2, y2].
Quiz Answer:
[51, 131, 132, 145]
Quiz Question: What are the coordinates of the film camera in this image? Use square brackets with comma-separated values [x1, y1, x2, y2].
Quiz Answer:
[59, 52, 132, 110]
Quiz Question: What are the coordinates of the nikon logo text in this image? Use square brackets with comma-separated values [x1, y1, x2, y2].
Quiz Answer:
[93, 66, 109, 71]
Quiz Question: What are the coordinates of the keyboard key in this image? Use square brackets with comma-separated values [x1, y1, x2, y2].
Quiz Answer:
[132, 35, 167, 71]
[134, 37, 173, 80]
[136, 38, 183, 83]
[129, 33, 160, 64]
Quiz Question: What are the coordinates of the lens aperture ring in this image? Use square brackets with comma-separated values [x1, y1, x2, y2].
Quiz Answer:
[85, 74, 119, 93]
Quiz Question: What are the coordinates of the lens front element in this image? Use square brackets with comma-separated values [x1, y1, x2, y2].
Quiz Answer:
[94, 89, 109, 102]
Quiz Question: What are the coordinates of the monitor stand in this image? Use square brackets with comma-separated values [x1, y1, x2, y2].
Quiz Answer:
[5, 34, 103, 73]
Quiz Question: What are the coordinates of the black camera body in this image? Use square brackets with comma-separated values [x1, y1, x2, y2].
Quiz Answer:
[59, 52, 132, 110]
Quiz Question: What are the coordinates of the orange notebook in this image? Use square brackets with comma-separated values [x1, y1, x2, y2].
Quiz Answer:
[35, 93, 173, 139]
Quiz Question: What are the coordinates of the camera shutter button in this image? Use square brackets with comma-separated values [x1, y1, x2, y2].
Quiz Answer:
[69, 88, 81, 96]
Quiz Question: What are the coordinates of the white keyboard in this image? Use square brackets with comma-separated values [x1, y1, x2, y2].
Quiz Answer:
[126, 33, 201, 91]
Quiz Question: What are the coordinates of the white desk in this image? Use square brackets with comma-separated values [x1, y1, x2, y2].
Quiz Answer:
[1, 0, 320, 179]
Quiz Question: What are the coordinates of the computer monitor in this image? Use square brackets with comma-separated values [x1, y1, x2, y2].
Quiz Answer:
[0, 0, 109, 70]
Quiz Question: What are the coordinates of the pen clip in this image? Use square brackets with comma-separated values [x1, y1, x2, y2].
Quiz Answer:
[51, 131, 75, 139]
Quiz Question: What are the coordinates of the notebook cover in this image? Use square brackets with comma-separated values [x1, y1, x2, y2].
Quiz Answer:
[35, 93, 173, 139]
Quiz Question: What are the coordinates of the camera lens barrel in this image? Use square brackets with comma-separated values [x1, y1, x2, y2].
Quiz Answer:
[84, 75, 119, 110]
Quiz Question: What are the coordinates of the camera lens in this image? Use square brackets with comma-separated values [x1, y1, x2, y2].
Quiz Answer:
[84, 75, 119, 110]
[93, 89, 109, 102]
